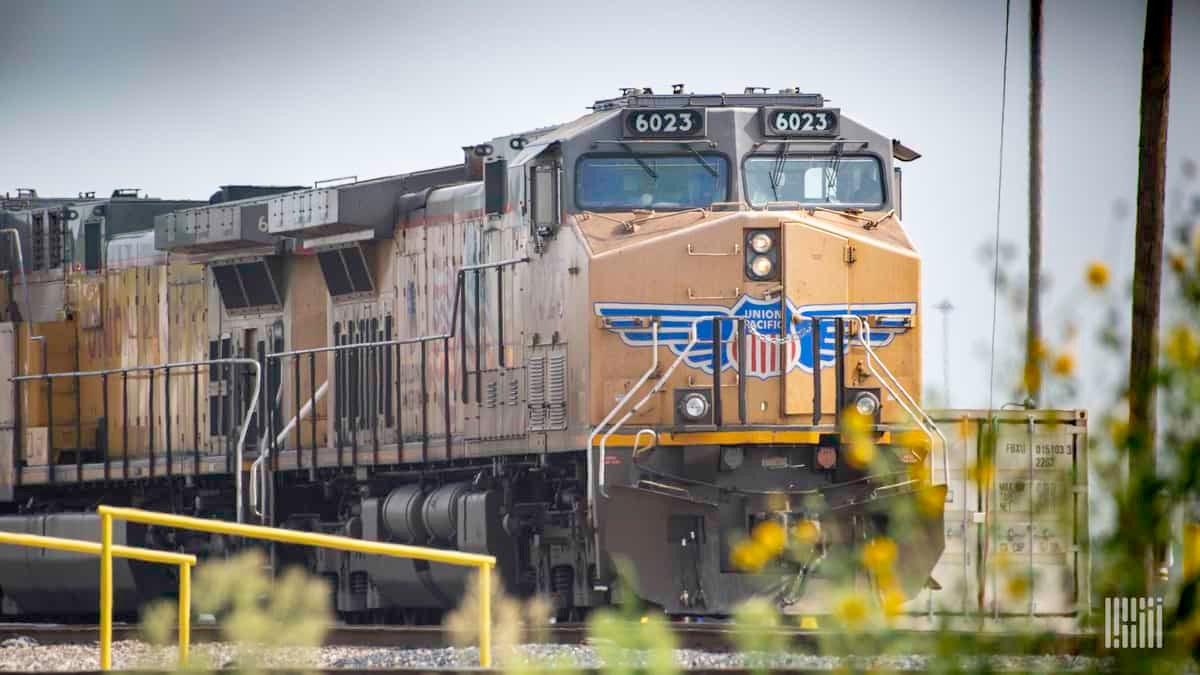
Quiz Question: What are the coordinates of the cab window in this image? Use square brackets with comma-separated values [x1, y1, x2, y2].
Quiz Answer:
[743, 155, 884, 208]
[576, 153, 728, 210]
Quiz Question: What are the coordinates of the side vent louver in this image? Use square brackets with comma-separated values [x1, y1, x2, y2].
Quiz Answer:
[527, 354, 546, 431]
[547, 352, 567, 429]
[527, 345, 567, 431]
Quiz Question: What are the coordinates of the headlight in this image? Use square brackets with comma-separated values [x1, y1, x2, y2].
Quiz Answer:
[680, 392, 710, 421]
[749, 255, 774, 279]
[749, 232, 774, 253]
[854, 391, 880, 417]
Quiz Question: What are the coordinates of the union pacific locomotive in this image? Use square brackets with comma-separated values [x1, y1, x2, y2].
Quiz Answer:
[0, 88, 946, 620]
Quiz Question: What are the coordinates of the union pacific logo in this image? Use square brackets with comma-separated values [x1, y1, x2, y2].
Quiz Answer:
[594, 296, 916, 380]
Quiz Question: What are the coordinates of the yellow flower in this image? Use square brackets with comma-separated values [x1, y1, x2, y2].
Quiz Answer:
[1006, 575, 1028, 600]
[1086, 261, 1110, 290]
[968, 461, 994, 488]
[846, 438, 876, 468]
[1022, 362, 1042, 396]
[881, 587, 906, 618]
[1170, 252, 1187, 274]
[751, 520, 786, 557]
[841, 407, 872, 436]
[861, 537, 898, 574]
[1051, 352, 1075, 376]
[1108, 418, 1130, 448]
[1165, 326, 1200, 367]
[1029, 337, 1049, 362]
[730, 540, 769, 573]
[906, 459, 930, 484]
[916, 485, 946, 516]
[833, 592, 869, 628]
[793, 520, 820, 546]
[896, 429, 931, 453]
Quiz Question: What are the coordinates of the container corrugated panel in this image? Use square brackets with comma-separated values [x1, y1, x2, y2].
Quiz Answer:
[905, 409, 1088, 617]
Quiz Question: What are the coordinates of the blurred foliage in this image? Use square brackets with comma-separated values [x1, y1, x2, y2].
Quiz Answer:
[444, 567, 560, 672]
[139, 549, 330, 673]
[585, 560, 680, 675]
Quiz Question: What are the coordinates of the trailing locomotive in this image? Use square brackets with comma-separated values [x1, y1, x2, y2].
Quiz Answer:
[0, 88, 947, 620]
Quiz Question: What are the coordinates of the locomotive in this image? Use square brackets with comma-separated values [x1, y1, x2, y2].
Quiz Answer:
[0, 88, 947, 620]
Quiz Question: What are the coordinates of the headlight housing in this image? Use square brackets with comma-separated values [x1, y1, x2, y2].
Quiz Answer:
[744, 229, 779, 281]
[849, 386, 888, 417]
[675, 390, 712, 424]
[854, 391, 880, 417]
[681, 392, 710, 420]
[749, 231, 774, 253]
[749, 255, 774, 278]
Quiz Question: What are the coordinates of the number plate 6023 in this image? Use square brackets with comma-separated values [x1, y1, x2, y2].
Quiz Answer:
[623, 109, 705, 138]
[762, 107, 840, 137]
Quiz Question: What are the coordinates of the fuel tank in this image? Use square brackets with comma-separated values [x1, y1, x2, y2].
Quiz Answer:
[0, 513, 176, 616]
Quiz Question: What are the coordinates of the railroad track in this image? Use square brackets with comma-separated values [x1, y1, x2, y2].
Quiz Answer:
[0, 622, 1098, 655]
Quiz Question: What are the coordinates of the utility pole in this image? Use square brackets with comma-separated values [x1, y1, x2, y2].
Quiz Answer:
[935, 300, 953, 407]
[1025, 0, 1044, 405]
[1129, 0, 1172, 592]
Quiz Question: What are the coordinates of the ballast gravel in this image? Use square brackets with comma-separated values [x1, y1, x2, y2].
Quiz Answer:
[0, 638, 1116, 671]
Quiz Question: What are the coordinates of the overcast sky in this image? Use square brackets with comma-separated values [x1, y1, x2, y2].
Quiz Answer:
[2, 0, 1198, 419]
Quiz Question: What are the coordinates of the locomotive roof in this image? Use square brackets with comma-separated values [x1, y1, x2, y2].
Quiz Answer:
[591, 90, 826, 111]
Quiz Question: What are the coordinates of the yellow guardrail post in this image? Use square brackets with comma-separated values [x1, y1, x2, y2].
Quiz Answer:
[178, 561, 191, 663]
[100, 511, 112, 671]
[479, 562, 492, 668]
[0, 529, 196, 671]
[97, 505, 497, 667]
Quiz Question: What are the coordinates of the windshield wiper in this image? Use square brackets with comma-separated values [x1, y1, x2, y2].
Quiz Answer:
[825, 145, 844, 199]
[618, 142, 658, 180]
[679, 143, 718, 177]
[768, 142, 788, 201]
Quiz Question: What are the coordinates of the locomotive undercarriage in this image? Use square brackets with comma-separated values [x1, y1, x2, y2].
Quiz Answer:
[597, 440, 945, 615]
[0, 451, 599, 623]
[0, 438, 942, 622]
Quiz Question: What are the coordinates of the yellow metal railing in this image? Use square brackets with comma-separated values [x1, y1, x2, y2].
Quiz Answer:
[97, 505, 496, 670]
[0, 530, 195, 665]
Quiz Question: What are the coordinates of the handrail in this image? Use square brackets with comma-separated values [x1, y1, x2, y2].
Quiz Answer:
[0, 530, 195, 666]
[594, 311, 948, 492]
[739, 315, 947, 484]
[588, 322, 659, 507]
[97, 505, 495, 670]
[11, 358, 261, 522]
[250, 380, 329, 518]
[834, 315, 948, 484]
[258, 256, 530, 497]
[597, 316, 712, 496]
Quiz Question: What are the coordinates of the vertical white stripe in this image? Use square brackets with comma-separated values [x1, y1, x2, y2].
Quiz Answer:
[1121, 597, 1127, 648]
[1104, 597, 1111, 649]
[1157, 597, 1164, 648]
[1142, 597, 1149, 649]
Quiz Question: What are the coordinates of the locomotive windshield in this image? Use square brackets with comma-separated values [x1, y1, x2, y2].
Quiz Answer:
[743, 155, 884, 208]
[576, 153, 728, 210]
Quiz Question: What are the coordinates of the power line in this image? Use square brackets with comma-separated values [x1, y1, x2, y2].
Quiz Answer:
[987, 0, 1014, 415]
